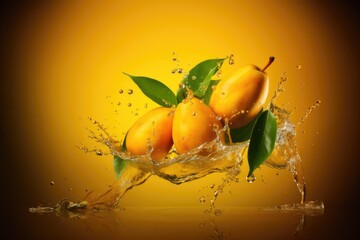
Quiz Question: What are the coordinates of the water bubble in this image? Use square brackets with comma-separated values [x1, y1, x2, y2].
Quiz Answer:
[96, 150, 103, 156]
[296, 64, 302, 70]
[199, 196, 206, 204]
[50, 181, 55, 186]
[228, 54, 235, 65]
[128, 103, 132, 107]
[191, 75, 196, 80]
[246, 174, 256, 183]
[119, 89, 123, 94]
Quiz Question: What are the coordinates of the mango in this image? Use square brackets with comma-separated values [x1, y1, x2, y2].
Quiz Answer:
[209, 57, 274, 128]
[172, 97, 223, 154]
[126, 107, 174, 161]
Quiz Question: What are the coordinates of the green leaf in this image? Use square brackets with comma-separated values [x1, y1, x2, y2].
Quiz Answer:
[122, 132, 128, 151]
[176, 58, 225, 103]
[124, 73, 177, 107]
[202, 80, 220, 105]
[113, 132, 128, 179]
[230, 110, 263, 143]
[114, 155, 127, 179]
[247, 110, 277, 177]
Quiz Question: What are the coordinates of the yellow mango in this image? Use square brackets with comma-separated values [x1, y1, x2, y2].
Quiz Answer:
[172, 97, 223, 154]
[209, 57, 274, 128]
[126, 107, 174, 161]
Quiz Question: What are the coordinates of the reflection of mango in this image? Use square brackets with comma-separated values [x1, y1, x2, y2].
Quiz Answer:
[172, 97, 223, 154]
[126, 107, 174, 161]
[210, 57, 274, 128]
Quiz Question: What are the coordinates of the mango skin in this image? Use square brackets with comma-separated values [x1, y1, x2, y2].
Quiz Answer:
[209, 65, 269, 128]
[126, 107, 174, 161]
[172, 97, 223, 154]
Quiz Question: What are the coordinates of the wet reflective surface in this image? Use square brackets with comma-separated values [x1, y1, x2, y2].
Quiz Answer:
[19, 206, 358, 240]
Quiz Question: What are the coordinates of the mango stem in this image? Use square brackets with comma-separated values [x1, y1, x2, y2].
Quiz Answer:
[262, 56, 275, 72]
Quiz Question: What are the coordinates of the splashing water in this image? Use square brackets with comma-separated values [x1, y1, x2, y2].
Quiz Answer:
[30, 72, 324, 216]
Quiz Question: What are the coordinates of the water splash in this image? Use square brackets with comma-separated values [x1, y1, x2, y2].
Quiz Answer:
[30, 71, 324, 217]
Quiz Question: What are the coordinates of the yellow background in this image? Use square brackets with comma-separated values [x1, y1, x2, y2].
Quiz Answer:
[4, 0, 359, 211]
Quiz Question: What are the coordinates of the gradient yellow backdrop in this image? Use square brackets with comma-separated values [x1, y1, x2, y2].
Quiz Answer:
[4, 0, 359, 214]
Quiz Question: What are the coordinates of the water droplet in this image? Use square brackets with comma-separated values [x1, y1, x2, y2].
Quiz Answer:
[199, 196, 206, 204]
[240, 110, 245, 114]
[210, 184, 215, 188]
[192, 112, 197, 116]
[221, 92, 225, 95]
[214, 209, 223, 215]
[85, 188, 88, 192]
[296, 64, 302, 69]
[275, 172, 280, 176]
[50, 181, 55, 186]
[144, 103, 148, 108]
[246, 174, 256, 183]
[211, 85, 216, 90]
[191, 75, 196, 80]
[217, 70, 222, 78]
[171, 68, 177, 74]
[213, 190, 219, 197]
[316, 99, 321, 104]
[68, 187, 73, 191]
[119, 89, 123, 94]
[179, 83, 184, 88]
[128, 103, 132, 107]
[117, 102, 121, 106]
[172, 57, 177, 61]
[177, 68, 183, 74]
[81, 147, 88, 153]
[228, 54, 235, 65]
[216, 115, 222, 121]
[127, 89, 133, 95]
[96, 150, 103, 156]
